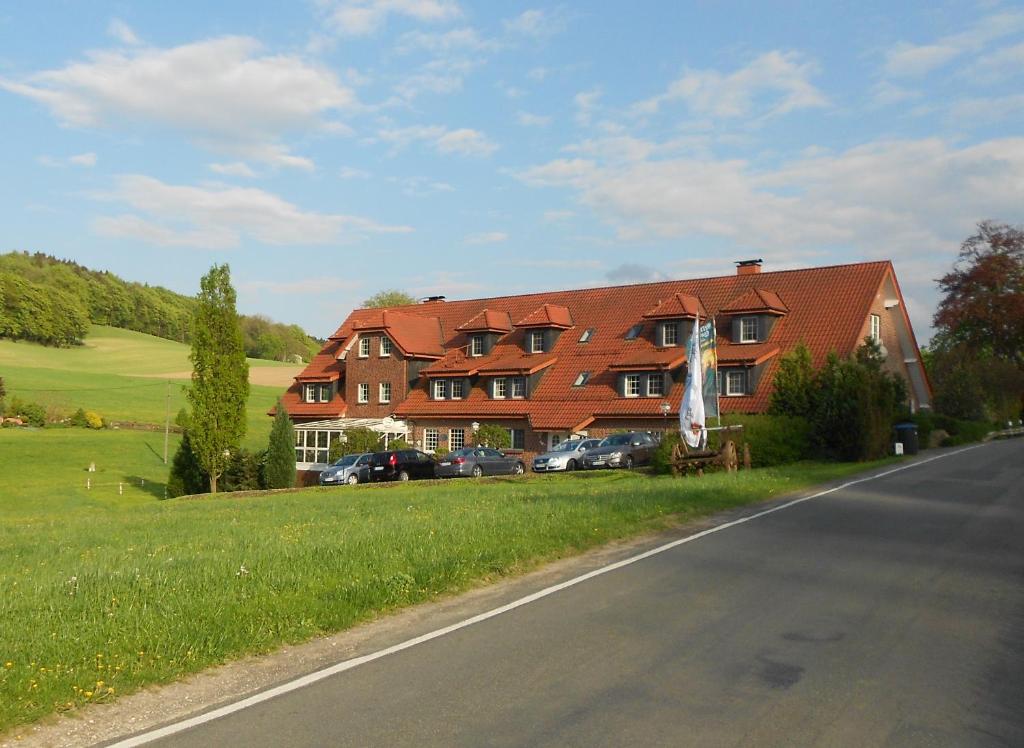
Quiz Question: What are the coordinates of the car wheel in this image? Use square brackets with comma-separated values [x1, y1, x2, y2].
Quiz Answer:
[624, 455, 634, 469]
[566, 459, 577, 472]
[398, 470, 410, 482]
[471, 465, 483, 478]
[512, 462, 525, 475]
[347, 473, 359, 485]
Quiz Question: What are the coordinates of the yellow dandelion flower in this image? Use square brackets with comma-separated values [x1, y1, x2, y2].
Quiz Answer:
[3, 662, 11, 668]
[84, 691, 92, 698]
[107, 687, 114, 694]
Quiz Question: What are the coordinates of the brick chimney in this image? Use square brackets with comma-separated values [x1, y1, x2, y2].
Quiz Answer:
[736, 259, 763, 275]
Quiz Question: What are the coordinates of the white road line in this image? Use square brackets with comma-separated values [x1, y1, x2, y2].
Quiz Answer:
[110, 445, 983, 747]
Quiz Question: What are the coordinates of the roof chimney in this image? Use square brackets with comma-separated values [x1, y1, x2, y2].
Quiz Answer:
[736, 258, 763, 276]
[420, 295, 447, 303]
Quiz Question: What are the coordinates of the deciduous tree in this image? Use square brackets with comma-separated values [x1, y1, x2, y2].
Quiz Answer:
[362, 289, 417, 308]
[187, 265, 249, 493]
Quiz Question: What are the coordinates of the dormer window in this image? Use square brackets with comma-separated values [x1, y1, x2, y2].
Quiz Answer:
[725, 370, 748, 396]
[380, 336, 392, 356]
[471, 335, 484, 356]
[451, 379, 464, 399]
[304, 383, 331, 403]
[358, 337, 370, 358]
[511, 377, 525, 398]
[530, 330, 545, 353]
[624, 374, 641, 397]
[493, 377, 507, 399]
[432, 380, 447, 399]
[661, 322, 678, 347]
[740, 317, 758, 343]
[647, 375, 664, 396]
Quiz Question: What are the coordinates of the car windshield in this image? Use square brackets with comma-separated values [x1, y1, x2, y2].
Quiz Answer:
[599, 434, 632, 447]
[552, 440, 584, 452]
[330, 455, 358, 467]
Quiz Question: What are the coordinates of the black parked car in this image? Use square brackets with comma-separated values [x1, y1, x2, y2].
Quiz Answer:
[369, 449, 436, 482]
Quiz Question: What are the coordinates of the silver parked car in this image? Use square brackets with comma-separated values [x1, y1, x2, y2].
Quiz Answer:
[318, 452, 373, 486]
[582, 432, 657, 470]
[435, 447, 526, 478]
[532, 438, 601, 472]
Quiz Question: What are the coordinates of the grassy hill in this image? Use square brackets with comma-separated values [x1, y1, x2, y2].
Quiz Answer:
[0, 325, 299, 447]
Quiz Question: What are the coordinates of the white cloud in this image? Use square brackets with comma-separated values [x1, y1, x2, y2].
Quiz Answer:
[240, 277, 361, 294]
[377, 124, 497, 156]
[396, 27, 498, 54]
[93, 174, 412, 249]
[870, 80, 921, 107]
[605, 263, 669, 283]
[325, 0, 461, 37]
[390, 175, 454, 196]
[947, 94, 1024, 125]
[574, 88, 601, 126]
[542, 209, 575, 222]
[465, 231, 508, 245]
[966, 41, 1024, 81]
[107, 19, 141, 46]
[38, 152, 97, 168]
[209, 162, 258, 178]
[339, 166, 372, 179]
[0, 36, 354, 169]
[528, 66, 549, 81]
[503, 9, 566, 38]
[884, 10, 1024, 77]
[518, 137, 1024, 255]
[393, 58, 477, 101]
[633, 51, 827, 120]
[516, 110, 551, 127]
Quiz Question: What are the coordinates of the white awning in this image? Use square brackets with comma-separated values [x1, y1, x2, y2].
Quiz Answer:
[294, 417, 409, 435]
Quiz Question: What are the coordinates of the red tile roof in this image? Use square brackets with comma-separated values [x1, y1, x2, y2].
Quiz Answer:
[719, 288, 789, 315]
[477, 354, 558, 376]
[642, 293, 705, 319]
[515, 303, 573, 328]
[608, 348, 689, 371]
[455, 308, 513, 333]
[287, 261, 908, 428]
[349, 309, 444, 358]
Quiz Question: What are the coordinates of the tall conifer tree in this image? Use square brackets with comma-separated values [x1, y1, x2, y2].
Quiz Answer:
[187, 264, 249, 493]
[265, 399, 296, 489]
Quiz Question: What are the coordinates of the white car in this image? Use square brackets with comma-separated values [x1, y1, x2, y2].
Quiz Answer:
[531, 439, 601, 472]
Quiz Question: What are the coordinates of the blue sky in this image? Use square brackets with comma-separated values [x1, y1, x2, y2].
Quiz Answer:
[2, 1, 1022, 342]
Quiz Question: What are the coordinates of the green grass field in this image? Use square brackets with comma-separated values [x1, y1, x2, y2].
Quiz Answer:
[1, 325, 294, 447]
[0, 459, 890, 735]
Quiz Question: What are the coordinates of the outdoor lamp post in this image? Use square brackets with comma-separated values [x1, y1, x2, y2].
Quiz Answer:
[660, 401, 671, 434]
[471, 421, 480, 446]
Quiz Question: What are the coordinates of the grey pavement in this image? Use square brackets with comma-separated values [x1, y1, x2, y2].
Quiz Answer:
[139, 441, 1024, 747]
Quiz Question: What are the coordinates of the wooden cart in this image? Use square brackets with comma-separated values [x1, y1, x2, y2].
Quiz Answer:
[669, 424, 751, 477]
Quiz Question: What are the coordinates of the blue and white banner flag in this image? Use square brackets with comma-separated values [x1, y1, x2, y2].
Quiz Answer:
[680, 314, 706, 449]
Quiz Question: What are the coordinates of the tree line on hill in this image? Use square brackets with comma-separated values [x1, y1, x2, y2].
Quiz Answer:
[0, 252, 320, 361]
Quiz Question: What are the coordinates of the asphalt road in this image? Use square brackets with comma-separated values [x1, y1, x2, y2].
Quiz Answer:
[135, 441, 1023, 747]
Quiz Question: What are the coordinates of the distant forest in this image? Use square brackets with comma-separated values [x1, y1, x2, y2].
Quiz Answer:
[0, 252, 321, 361]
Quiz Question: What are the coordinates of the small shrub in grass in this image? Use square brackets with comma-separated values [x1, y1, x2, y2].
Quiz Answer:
[69, 407, 89, 427]
[651, 432, 682, 475]
[84, 410, 104, 429]
[932, 414, 994, 446]
[221, 448, 266, 492]
[8, 398, 45, 427]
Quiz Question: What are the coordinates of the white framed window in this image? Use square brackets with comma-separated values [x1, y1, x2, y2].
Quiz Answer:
[424, 428, 439, 453]
[870, 314, 881, 341]
[319, 383, 331, 403]
[511, 377, 526, 398]
[380, 336, 392, 357]
[294, 429, 342, 465]
[471, 335, 484, 356]
[493, 377, 507, 398]
[357, 383, 369, 403]
[379, 381, 391, 403]
[304, 383, 317, 402]
[573, 371, 590, 387]
[625, 374, 641, 397]
[740, 317, 759, 343]
[449, 428, 465, 450]
[578, 328, 594, 343]
[725, 370, 747, 396]
[359, 337, 370, 358]
[662, 323, 678, 347]
[433, 380, 446, 399]
[647, 374, 664, 397]
[451, 379, 464, 399]
[530, 330, 545, 353]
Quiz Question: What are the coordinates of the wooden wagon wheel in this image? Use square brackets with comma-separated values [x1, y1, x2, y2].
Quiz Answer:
[720, 439, 738, 473]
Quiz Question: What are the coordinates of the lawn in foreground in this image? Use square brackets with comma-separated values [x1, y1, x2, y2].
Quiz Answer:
[0, 460, 889, 734]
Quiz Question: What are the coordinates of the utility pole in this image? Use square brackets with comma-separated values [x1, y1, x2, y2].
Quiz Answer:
[163, 379, 170, 464]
